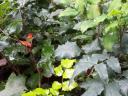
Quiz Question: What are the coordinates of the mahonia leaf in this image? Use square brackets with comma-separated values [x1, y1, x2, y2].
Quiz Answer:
[55, 41, 81, 59]
[123, 70, 128, 79]
[82, 39, 101, 53]
[71, 55, 97, 81]
[0, 73, 26, 96]
[73, 20, 95, 33]
[80, 79, 104, 96]
[94, 63, 109, 81]
[106, 57, 121, 73]
[118, 79, 128, 96]
[104, 82, 122, 96]
[59, 8, 78, 17]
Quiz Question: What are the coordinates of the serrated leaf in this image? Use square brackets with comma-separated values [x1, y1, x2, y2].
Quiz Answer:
[72, 55, 97, 81]
[54, 65, 63, 76]
[81, 79, 104, 96]
[61, 59, 76, 68]
[62, 81, 78, 91]
[75, 0, 86, 14]
[73, 20, 95, 33]
[94, 14, 107, 25]
[104, 82, 122, 96]
[0, 73, 26, 96]
[87, 4, 100, 19]
[63, 69, 74, 79]
[94, 63, 108, 81]
[82, 39, 101, 53]
[0, 41, 8, 51]
[55, 41, 81, 59]
[52, 81, 62, 90]
[103, 32, 118, 51]
[123, 70, 128, 79]
[118, 79, 128, 96]
[34, 88, 49, 95]
[50, 88, 59, 95]
[108, 0, 121, 12]
[59, 8, 78, 17]
[106, 57, 121, 73]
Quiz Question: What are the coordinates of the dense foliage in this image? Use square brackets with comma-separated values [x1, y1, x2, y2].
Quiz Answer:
[0, 0, 128, 96]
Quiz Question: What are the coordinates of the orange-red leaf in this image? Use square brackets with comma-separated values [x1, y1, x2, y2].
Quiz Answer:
[27, 33, 33, 39]
[19, 40, 32, 47]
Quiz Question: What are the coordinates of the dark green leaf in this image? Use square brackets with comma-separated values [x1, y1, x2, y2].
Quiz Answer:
[106, 57, 121, 73]
[55, 41, 81, 59]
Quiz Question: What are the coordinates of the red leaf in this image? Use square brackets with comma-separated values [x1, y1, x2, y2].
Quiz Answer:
[0, 58, 7, 67]
[27, 33, 33, 39]
[19, 40, 32, 47]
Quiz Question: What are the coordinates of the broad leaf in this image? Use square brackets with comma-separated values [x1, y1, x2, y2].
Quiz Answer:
[72, 55, 97, 80]
[106, 57, 121, 73]
[55, 41, 81, 59]
[81, 79, 104, 96]
[104, 82, 122, 96]
[108, 0, 121, 12]
[59, 8, 78, 17]
[94, 63, 108, 81]
[73, 20, 95, 33]
[118, 79, 128, 96]
[122, 70, 128, 79]
[0, 73, 26, 96]
[103, 32, 118, 51]
[0, 41, 8, 51]
[82, 39, 101, 53]
[87, 4, 100, 19]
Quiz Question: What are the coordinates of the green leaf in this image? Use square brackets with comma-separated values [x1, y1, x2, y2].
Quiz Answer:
[55, 41, 81, 59]
[123, 70, 128, 79]
[33, 88, 49, 95]
[105, 21, 118, 33]
[54, 65, 63, 76]
[75, 0, 86, 14]
[108, 0, 122, 12]
[52, 81, 62, 90]
[81, 79, 104, 96]
[103, 33, 118, 51]
[63, 69, 74, 79]
[62, 81, 78, 91]
[26, 73, 39, 89]
[87, 0, 101, 4]
[72, 55, 97, 81]
[82, 39, 101, 53]
[50, 88, 59, 95]
[61, 59, 76, 68]
[87, 4, 100, 19]
[94, 63, 108, 81]
[59, 8, 78, 17]
[104, 82, 122, 96]
[73, 20, 95, 33]
[118, 79, 128, 96]
[106, 57, 121, 73]
[0, 73, 26, 96]
[94, 14, 107, 25]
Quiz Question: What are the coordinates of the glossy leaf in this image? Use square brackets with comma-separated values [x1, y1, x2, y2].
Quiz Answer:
[106, 57, 121, 73]
[0, 73, 26, 96]
[94, 63, 108, 81]
[55, 41, 81, 59]
[81, 79, 104, 96]
[59, 8, 78, 17]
